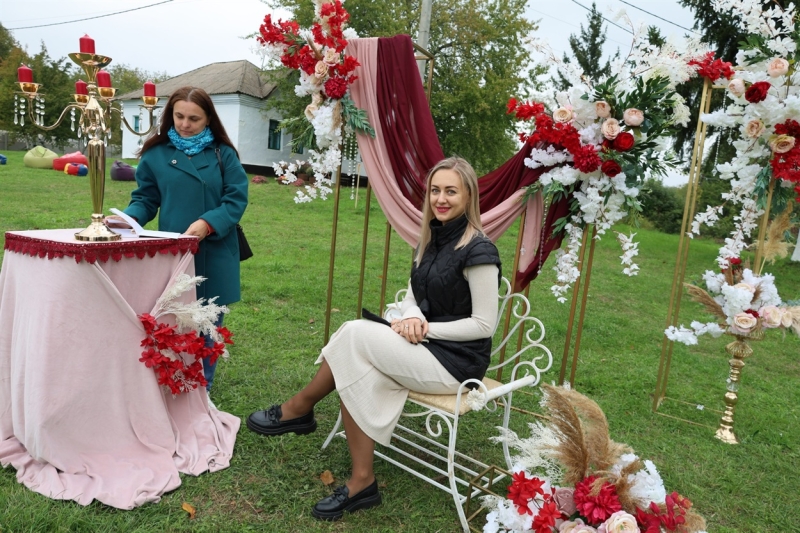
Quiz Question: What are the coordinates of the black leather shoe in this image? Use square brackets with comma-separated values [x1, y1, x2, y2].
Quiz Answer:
[246, 404, 317, 436]
[311, 479, 382, 521]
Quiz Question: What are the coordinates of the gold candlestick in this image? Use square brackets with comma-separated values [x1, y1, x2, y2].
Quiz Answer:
[14, 53, 160, 241]
[715, 327, 764, 444]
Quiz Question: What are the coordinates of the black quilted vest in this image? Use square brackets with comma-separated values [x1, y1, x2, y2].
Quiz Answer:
[411, 215, 501, 383]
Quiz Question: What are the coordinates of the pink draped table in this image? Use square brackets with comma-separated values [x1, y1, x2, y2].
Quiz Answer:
[0, 230, 240, 509]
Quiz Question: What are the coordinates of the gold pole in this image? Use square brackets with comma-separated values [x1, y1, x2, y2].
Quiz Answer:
[495, 209, 526, 382]
[653, 78, 713, 410]
[568, 225, 598, 386]
[753, 178, 776, 276]
[356, 182, 373, 318]
[323, 164, 344, 344]
[558, 227, 591, 385]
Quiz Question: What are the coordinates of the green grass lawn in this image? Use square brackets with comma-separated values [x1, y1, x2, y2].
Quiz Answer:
[0, 149, 798, 532]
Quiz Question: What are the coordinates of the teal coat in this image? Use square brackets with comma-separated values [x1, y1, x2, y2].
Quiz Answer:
[124, 142, 248, 305]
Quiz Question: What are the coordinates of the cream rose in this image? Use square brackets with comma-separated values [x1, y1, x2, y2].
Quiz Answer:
[769, 134, 796, 154]
[622, 108, 644, 127]
[601, 118, 621, 140]
[759, 305, 783, 328]
[595, 101, 611, 118]
[314, 61, 329, 80]
[744, 119, 766, 138]
[304, 103, 318, 121]
[553, 107, 574, 123]
[728, 78, 746, 97]
[780, 308, 794, 328]
[322, 47, 339, 66]
[731, 312, 758, 334]
[733, 282, 756, 294]
[767, 57, 790, 77]
[560, 520, 598, 533]
[599, 511, 640, 533]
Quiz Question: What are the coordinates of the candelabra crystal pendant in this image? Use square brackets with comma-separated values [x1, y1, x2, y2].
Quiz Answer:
[13, 95, 18, 125]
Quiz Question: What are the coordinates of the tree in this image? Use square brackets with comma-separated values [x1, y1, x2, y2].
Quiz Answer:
[101, 63, 170, 147]
[259, 0, 538, 174]
[638, 179, 685, 234]
[555, 2, 617, 90]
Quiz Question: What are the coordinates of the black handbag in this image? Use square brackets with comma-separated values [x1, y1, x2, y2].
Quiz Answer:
[216, 147, 252, 261]
[236, 224, 253, 261]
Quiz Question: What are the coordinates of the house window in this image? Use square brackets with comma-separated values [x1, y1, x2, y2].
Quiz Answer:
[133, 115, 140, 133]
[294, 142, 304, 155]
[268, 120, 282, 150]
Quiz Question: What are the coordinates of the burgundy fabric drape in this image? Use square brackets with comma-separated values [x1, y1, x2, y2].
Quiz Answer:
[371, 35, 568, 289]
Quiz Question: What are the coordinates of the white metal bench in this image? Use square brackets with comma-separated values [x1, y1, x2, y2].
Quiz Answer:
[321, 277, 553, 532]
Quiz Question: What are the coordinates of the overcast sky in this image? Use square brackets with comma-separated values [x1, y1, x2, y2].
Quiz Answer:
[3, 0, 699, 183]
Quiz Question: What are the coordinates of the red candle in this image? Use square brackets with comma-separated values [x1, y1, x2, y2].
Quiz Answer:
[17, 64, 33, 83]
[96, 70, 111, 88]
[143, 80, 156, 97]
[79, 34, 95, 54]
[75, 79, 88, 95]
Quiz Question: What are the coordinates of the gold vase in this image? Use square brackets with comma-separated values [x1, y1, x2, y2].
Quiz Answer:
[715, 326, 764, 444]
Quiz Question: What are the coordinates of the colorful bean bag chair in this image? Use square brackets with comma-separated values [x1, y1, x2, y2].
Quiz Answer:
[110, 160, 136, 181]
[64, 163, 89, 176]
[23, 146, 58, 169]
[53, 151, 89, 171]
[0, 154, 7, 165]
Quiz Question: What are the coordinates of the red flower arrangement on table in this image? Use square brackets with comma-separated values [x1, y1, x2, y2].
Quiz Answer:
[482, 385, 707, 533]
[137, 274, 234, 395]
[256, 0, 374, 203]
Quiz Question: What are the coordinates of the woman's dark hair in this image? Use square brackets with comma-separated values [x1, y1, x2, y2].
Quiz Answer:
[137, 86, 238, 157]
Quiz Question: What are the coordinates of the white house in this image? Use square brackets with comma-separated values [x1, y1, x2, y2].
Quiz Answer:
[116, 60, 301, 171]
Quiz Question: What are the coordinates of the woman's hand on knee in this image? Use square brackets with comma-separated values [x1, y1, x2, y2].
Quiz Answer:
[394, 317, 427, 344]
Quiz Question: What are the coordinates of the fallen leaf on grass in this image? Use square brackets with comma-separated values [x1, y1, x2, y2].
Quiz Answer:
[182, 502, 196, 519]
[320, 470, 335, 486]
[331, 308, 340, 313]
[309, 318, 315, 324]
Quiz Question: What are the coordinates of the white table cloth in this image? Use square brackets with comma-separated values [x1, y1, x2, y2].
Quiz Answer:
[0, 229, 240, 509]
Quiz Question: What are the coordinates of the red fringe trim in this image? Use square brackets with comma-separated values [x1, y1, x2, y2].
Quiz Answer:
[3, 233, 198, 264]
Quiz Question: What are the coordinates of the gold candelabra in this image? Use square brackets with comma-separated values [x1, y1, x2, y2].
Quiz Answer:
[714, 327, 764, 444]
[14, 53, 159, 241]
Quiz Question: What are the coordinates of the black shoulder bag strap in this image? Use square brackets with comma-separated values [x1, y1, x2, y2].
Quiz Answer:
[215, 145, 253, 261]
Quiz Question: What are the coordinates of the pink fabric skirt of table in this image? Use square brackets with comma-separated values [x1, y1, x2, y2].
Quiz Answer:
[0, 230, 240, 509]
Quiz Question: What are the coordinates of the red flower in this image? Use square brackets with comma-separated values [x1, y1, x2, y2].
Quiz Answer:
[573, 476, 622, 525]
[507, 98, 518, 114]
[744, 81, 771, 103]
[507, 472, 545, 515]
[635, 492, 692, 532]
[775, 118, 800, 138]
[324, 76, 349, 99]
[729, 257, 742, 265]
[612, 131, 635, 152]
[744, 309, 759, 318]
[532, 500, 561, 533]
[573, 144, 601, 173]
[601, 159, 623, 177]
[688, 52, 734, 81]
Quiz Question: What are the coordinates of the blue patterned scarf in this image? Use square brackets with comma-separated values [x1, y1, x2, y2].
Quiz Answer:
[168, 126, 215, 156]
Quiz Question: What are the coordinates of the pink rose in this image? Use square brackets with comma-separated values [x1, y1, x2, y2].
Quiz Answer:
[744, 119, 766, 138]
[728, 78, 745, 97]
[731, 312, 758, 334]
[560, 519, 598, 533]
[759, 305, 783, 328]
[553, 106, 575, 123]
[767, 57, 790, 77]
[595, 101, 611, 118]
[554, 487, 577, 515]
[598, 511, 640, 533]
[622, 108, 644, 127]
[601, 118, 621, 140]
[314, 61, 329, 80]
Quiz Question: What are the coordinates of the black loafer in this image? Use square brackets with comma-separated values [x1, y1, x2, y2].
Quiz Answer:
[246, 404, 317, 436]
[311, 479, 382, 521]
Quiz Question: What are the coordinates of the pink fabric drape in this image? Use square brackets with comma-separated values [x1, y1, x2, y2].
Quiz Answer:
[347, 36, 568, 290]
[0, 230, 239, 509]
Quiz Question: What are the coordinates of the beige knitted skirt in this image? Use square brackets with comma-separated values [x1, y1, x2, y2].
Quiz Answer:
[316, 319, 461, 446]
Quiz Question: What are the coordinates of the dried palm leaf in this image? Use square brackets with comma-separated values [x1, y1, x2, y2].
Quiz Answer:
[684, 283, 726, 320]
[540, 385, 589, 486]
[609, 457, 645, 514]
[761, 202, 795, 264]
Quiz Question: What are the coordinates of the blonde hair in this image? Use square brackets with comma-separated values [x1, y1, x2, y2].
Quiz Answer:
[415, 157, 484, 266]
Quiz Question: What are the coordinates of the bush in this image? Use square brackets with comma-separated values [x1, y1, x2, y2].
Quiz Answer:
[639, 179, 685, 234]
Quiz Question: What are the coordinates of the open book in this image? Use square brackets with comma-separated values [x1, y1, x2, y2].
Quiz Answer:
[108, 208, 184, 239]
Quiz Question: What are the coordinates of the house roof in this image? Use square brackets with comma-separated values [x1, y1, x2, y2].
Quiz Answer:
[116, 60, 280, 100]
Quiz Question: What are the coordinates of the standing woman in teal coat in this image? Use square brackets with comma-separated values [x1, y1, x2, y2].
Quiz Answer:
[119, 86, 248, 391]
